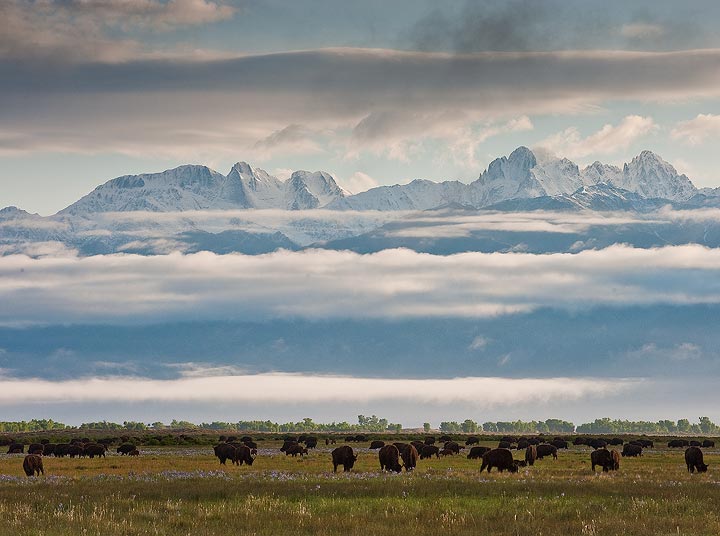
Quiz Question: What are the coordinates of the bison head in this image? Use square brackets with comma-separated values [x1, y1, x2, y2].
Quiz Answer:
[246, 456, 255, 466]
[698, 463, 709, 473]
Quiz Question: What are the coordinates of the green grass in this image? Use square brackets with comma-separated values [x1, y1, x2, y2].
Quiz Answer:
[1, 442, 718, 535]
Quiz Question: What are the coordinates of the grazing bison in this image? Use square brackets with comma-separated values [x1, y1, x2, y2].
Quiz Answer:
[369, 440, 385, 450]
[280, 440, 298, 453]
[83, 443, 107, 458]
[591, 448, 614, 472]
[129, 449, 140, 456]
[498, 440, 512, 449]
[400, 444, 419, 471]
[467, 446, 491, 460]
[573, 437, 587, 446]
[551, 439, 569, 450]
[611, 449, 620, 471]
[42, 444, 56, 456]
[411, 441, 426, 453]
[379, 445, 403, 473]
[117, 443, 136, 455]
[525, 445, 537, 466]
[304, 437, 318, 449]
[685, 446, 708, 473]
[421, 445, 440, 459]
[444, 441, 461, 454]
[622, 444, 643, 457]
[67, 445, 84, 458]
[28, 443, 44, 455]
[331, 446, 357, 472]
[516, 439, 529, 450]
[480, 448, 518, 473]
[465, 436, 479, 445]
[424, 437, 436, 445]
[7, 443, 23, 454]
[285, 444, 309, 457]
[535, 444, 558, 460]
[22, 454, 44, 477]
[668, 439, 688, 448]
[234, 445, 255, 466]
[609, 438, 624, 446]
[243, 440, 258, 450]
[53, 444, 69, 457]
[703, 440, 715, 448]
[214, 443, 236, 465]
[589, 439, 607, 450]
[439, 448, 455, 457]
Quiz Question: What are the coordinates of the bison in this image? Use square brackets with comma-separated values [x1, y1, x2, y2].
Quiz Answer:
[214, 443, 236, 465]
[234, 445, 255, 466]
[22, 454, 44, 477]
[83, 443, 107, 458]
[369, 440, 385, 450]
[611, 449, 620, 471]
[332, 445, 357, 472]
[444, 441, 461, 454]
[588, 438, 607, 450]
[67, 445, 84, 458]
[400, 444, 419, 471]
[285, 444, 308, 457]
[609, 438, 624, 446]
[129, 449, 140, 456]
[480, 448, 519, 473]
[7, 443, 23, 454]
[622, 444, 642, 457]
[525, 445, 537, 466]
[703, 440, 715, 448]
[304, 437, 318, 449]
[535, 444, 558, 460]
[689, 440, 701, 447]
[379, 445, 403, 473]
[668, 439, 688, 448]
[439, 448, 455, 457]
[685, 446, 708, 473]
[421, 445, 440, 459]
[280, 440, 298, 453]
[467, 446, 491, 460]
[411, 441, 425, 453]
[117, 443, 136, 455]
[424, 437, 436, 445]
[465, 436, 479, 445]
[551, 439, 569, 450]
[28, 443, 44, 455]
[590, 448, 613, 472]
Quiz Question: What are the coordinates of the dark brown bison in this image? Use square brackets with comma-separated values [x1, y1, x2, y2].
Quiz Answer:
[234, 445, 255, 466]
[332, 445, 357, 472]
[573, 437, 587, 446]
[117, 443, 136, 455]
[424, 437, 436, 445]
[83, 443, 107, 458]
[53, 444, 69, 457]
[129, 449, 140, 456]
[551, 439, 569, 450]
[689, 440, 701, 447]
[28, 443, 44, 455]
[622, 444, 643, 457]
[240, 436, 253, 443]
[379, 445, 403, 472]
[703, 440, 715, 448]
[304, 437, 318, 449]
[516, 439, 529, 450]
[465, 436, 479, 445]
[400, 444, 419, 471]
[214, 443, 236, 465]
[281, 440, 298, 452]
[467, 446, 491, 459]
[7, 443, 23, 454]
[668, 439, 688, 448]
[23, 454, 44, 477]
[411, 441, 426, 453]
[685, 446, 708, 473]
[611, 449, 620, 471]
[636, 439, 654, 448]
[609, 438, 624, 446]
[421, 445, 440, 459]
[439, 448, 455, 457]
[498, 440, 512, 449]
[369, 440, 385, 450]
[535, 444, 558, 460]
[444, 441, 461, 454]
[480, 448, 518, 473]
[67, 445, 84, 458]
[244, 440, 258, 450]
[439, 435, 452, 442]
[589, 438, 607, 450]
[591, 448, 614, 472]
[525, 445, 537, 466]
[285, 444, 309, 457]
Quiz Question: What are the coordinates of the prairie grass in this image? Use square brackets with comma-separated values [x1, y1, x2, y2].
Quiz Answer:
[1, 442, 718, 535]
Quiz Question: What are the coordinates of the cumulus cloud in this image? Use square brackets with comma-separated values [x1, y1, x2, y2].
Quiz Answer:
[536, 115, 657, 160]
[1, 244, 720, 325]
[671, 114, 720, 145]
[0, 372, 634, 406]
[1, 49, 719, 159]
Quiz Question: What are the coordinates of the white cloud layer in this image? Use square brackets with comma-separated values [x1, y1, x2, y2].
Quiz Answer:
[1, 244, 720, 325]
[537, 115, 657, 159]
[0, 373, 634, 406]
[671, 114, 720, 145]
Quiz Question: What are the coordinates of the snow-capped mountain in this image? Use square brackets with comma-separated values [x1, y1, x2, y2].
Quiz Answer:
[60, 163, 348, 215]
[330, 147, 697, 211]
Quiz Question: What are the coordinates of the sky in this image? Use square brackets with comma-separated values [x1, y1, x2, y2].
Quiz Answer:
[2, 1, 720, 427]
[1, 0, 720, 215]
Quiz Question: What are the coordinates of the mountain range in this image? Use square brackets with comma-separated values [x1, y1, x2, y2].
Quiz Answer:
[3, 147, 720, 256]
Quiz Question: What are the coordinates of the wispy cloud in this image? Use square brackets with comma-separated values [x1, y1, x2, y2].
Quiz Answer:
[671, 113, 720, 145]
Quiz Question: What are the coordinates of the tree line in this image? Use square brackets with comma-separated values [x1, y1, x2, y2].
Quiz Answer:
[2, 416, 720, 434]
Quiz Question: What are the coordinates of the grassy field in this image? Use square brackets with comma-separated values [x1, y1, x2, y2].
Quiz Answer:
[1, 440, 719, 535]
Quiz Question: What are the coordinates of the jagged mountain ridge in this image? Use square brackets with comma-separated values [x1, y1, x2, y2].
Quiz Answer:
[60, 162, 350, 215]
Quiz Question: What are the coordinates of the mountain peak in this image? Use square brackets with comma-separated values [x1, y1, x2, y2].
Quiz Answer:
[230, 161, 254, 175]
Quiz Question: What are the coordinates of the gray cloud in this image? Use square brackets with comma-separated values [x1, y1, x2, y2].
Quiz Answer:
[1, 48, 719, 158]
[1, 244, 720, 325]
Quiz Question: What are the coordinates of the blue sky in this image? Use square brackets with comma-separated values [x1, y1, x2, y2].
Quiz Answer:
[2, 0, 720, 215]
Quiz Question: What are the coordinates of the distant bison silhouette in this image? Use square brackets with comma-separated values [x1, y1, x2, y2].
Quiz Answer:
[379, 445, 402, 473]
[23, 454, 44, 477]
[369, 440, 385, 450]
[668, 439, 689, 448]
[421, 445, 440, 459]
[467, 446, 491, 460]
[622, 444, 642, 457]
[7, 443, 23, 454]
[28, 443, 44, 455]
[117, 443, 136, 455]
[480, 448, 518, 473]
[535, 444, 558, 460]
[83, 443, 107, 458]
[685, 447, 708, 473]
[465, 436, 479, 445]
[703, 440, 715, 448]
[285, 444, 308, 457]
[332, 445, 357, 472]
